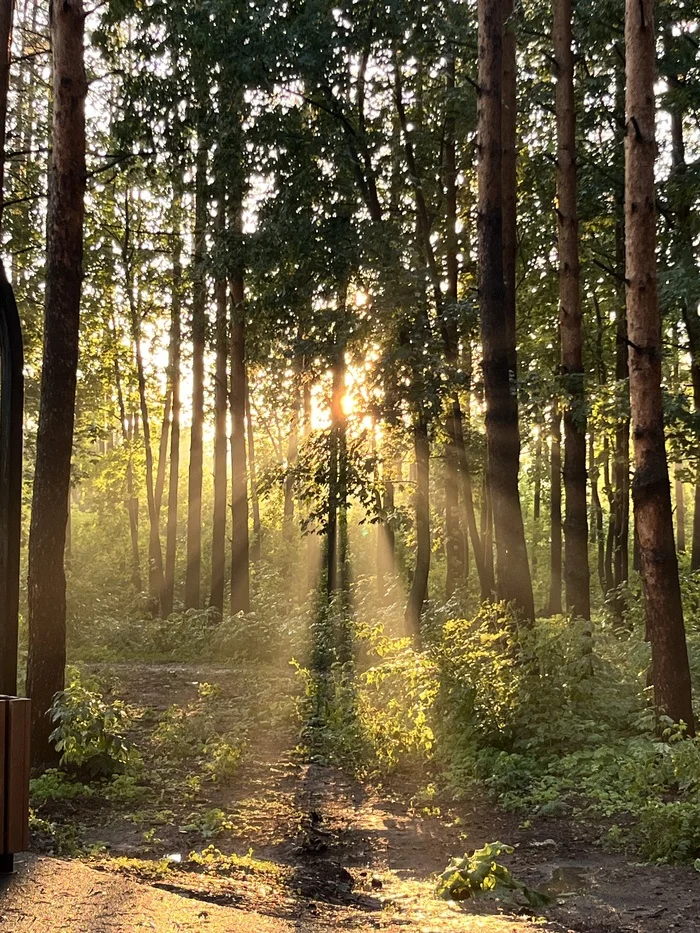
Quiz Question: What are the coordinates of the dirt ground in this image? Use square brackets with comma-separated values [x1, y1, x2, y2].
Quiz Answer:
[2, 662, 699, 933]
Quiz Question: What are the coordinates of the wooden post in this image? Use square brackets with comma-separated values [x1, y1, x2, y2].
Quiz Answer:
[0, 278, 26, 875]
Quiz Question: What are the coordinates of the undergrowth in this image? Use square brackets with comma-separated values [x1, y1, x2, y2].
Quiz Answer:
[296, 586, 700, 865]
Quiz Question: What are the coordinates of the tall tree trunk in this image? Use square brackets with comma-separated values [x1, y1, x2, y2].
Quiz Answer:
[612, 76, 631, 605]
[405, 415, 430, 644]
[129, 296, 164, 609]
[553, 0, 590, 619]
[283, 383, 301, 534]
[603, 435, 616, 593]
[477, 0, 534, 621]
[443, 49, 465, 597]
[327, 328, 348, 599]
[481, 468, 495, 585]
[502, 0, 517, 380]
[114, 355, 141, 592]
[230, 190, 250, 615]
[123, 198, 165, 611]
[532, 426, 543, 580]
[548, 406, 563, 615]
[163, 214, 182, 618]
[613, 303, 631, 591]
[625, 0, 694, 731]
[667, 97, 700, 569]
[675, 466, 686, 553]
[246, 378, 262, 562]
[0, 0, 15, 235]
[673, 326, 686, 553]
[154, 392, 171, 514]
[590, 433, 606, 594]
[185, 141, 208, 609]
[26, 0, 86, 769]
[210, 193, 228, 614]
[375, 429, 396, 603]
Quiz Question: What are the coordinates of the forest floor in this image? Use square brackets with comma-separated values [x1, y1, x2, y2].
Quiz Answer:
[2, 662, 699, 933]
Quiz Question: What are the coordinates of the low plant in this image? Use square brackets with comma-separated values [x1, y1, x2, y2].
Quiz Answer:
[436, 841, 550, 907]
[49, 668, 136, 778]
[152, 682, 245, 780]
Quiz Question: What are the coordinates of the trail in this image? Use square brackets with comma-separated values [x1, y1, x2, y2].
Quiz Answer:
[3, 663, 698, 933]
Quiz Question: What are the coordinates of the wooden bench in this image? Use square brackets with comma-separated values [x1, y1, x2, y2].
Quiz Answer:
[0, 697, 30, 873]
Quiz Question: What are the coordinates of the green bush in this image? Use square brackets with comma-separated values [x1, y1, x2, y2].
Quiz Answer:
[49, 668, 136, 778]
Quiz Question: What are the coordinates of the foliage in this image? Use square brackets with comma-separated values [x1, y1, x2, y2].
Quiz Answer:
[187, 845, 283, 878]
[436, 841, 550, 908]
[49, 669, 136, 778]
[298, 595, 700, 864]
[30, 770, 94, 805]
[152, 682, 246, 781]
[179, 808, 234, 839]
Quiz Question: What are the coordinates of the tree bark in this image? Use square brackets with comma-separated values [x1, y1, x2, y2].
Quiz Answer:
[123, 197, 165, 612]
[625, 0, 694, 731]
[553, 0, 590, 619]
[0, 0, 15, 234]
[443, 49, 465, 597]
[210, 191, 228, 614]
[667, 100, 700, 569]
[477, 0, 534, 621]
[283, 381, 301, 534]
[26, 0, 86, 769]
[502, 0, 517, 379]
[590, 433, 606, 594]
[162, 211, 182, 618]
[548, 406, 563, 615]
[327, 333, 347, 599]
[675, 465, 686, 554]
[405, 416, 430, 644]
[246, 378, 262, 562]
[114, 354, 141, 593]
[230, 189, 250, 615]
[673, 326, 686, 553]
[153, 390, 171, 512]
[613, 302, 631, 591]
[184, 141, 208, 609]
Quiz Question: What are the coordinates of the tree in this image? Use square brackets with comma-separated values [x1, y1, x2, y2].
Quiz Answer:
[553, 0, 590, 619]
[163, 198, 182, 618]
[184, 140, 208, 609]
[624, 0, 694, 731]
[26, 0, 87, 767]
[476, 0, 534, 622]
[230, 180, 250, 616]
[0, 0, 15, 234]
[210, 186, 228, 614]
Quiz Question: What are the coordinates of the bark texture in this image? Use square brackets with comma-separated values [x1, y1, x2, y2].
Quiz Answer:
[547, 406, 563, 615]
[163, 221, 182, 618]
[0, 0, 15, 233]
[210, 191, 228, 614]
[405, 416, 430, 644]
[184, 142, 208, 609]
[553, 0, 590, 619]
[625, 0, 694, 731]
[230, 189, 250, 615]
[27, 0, 87, 768]
[477, 0, 534, 621]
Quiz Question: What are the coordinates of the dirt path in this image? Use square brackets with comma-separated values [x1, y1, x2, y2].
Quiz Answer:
[8, 663, 700, 933]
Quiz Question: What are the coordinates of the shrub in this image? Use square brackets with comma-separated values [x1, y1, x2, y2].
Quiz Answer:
[49, 668, 136, 778]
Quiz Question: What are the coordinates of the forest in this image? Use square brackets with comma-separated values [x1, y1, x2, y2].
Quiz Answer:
[1, 0, 700, 928]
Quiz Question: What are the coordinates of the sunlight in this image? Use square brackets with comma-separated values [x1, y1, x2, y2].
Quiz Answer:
[341, 392, 354, 416]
